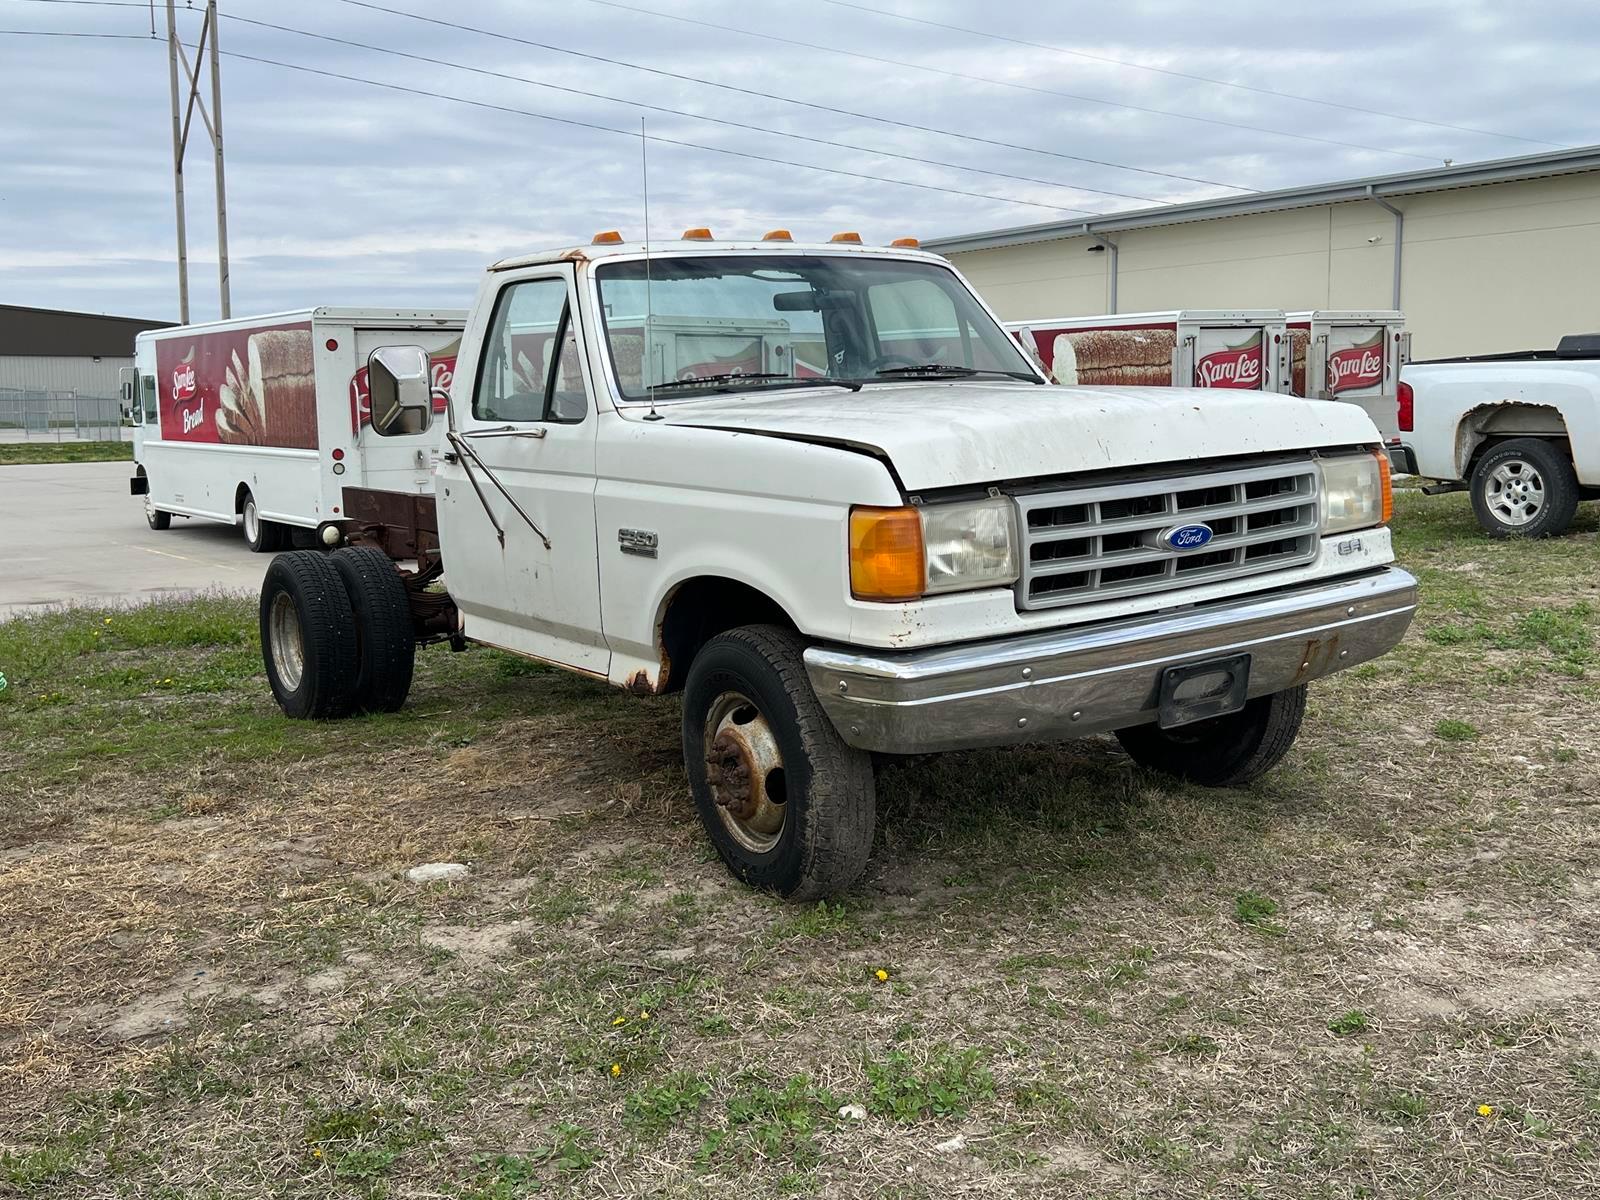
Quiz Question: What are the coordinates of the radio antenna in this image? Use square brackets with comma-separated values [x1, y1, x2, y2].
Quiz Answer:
[641, 116, 662, 421]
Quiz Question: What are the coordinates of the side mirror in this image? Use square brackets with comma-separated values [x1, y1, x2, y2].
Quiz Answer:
[367, 345, 433, 437]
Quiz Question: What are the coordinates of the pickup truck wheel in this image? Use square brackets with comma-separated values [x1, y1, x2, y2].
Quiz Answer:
[260, 550, 359, 719]
[1115, 684, 1307, 788]
[331, 545, 416, 713]
[1469, 439, 1579, 539]
[683, 625, 875, 900]
[144, 494, 171, 531]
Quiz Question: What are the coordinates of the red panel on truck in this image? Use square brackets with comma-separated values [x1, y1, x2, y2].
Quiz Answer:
[156, 321, 318, 448]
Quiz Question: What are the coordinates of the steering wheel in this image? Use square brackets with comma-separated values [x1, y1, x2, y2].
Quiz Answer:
[868, 352, 927, 372]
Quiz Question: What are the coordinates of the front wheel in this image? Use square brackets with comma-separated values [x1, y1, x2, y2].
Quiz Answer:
[1469, 438, 1579, 539]
[683, 625, 875, 900]
[144, 494, 171, 531]
[1116, 684, 1307, 788]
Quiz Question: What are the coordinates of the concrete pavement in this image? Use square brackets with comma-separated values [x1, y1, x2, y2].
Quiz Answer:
[1, 461, 270, 618]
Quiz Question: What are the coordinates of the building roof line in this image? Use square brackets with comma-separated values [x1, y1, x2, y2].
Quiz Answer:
[925, 144, 1600, 253]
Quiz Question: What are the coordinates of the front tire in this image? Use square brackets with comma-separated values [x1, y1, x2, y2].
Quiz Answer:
[1116, 684, 1307, 788]
[683, 625, 875, 900]
[1469, 438, 1579, 539]
[145, 494, 171, 531]
[260, 551, 359, 719]
[331, 545, 416, 713]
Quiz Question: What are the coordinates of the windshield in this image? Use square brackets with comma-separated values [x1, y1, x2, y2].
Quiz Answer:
[593, 254, 1037, 401]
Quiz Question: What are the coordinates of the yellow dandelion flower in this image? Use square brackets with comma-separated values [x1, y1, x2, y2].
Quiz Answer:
[610, 1062, 622, 1077]
[875, 969, 889, 983]
[1478, 1104, 1494, 1117]
[639, 1009, 650, 1020]
[103, 617, 112, 625]
[312, 1148, 323, 1158]
[611, 1016, 627, 1026]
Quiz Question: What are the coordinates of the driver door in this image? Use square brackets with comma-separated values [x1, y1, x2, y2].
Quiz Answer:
[435, 266, 607, 674]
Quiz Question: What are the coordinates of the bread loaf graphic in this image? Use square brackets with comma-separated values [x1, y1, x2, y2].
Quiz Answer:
[1289, 328, 1310, 396]
[217, 329, 317, 448]
[1048, 328, 1176, 386]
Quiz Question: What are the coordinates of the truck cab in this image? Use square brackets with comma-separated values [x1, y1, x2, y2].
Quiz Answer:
[258, 232, 1417, 900]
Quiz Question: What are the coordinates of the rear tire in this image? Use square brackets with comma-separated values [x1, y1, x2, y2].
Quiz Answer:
[241, 489, 287, 553]
[331, 545, 417, 713]
[683, 625, 875, 900]
[1469, 438, 1579, 539]
[1116, 684, 1307, 788]
[145, 495, 171, 531]
[260, 551, 359, 719]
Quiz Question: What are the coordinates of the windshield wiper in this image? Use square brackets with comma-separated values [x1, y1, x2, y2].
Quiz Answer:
[648, 372, 861, 394]
[873, 364, 1040, 383]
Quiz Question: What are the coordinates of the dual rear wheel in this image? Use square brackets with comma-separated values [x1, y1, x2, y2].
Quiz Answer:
[260, 547, 415, 718]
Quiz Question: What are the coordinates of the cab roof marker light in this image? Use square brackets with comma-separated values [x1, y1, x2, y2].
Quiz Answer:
[592, 230, 624, 244]
[681, 227, 714, 241]
[762, 229, 794, 241]
[830, 231, 863, 244]
[890, 237, 920, 248]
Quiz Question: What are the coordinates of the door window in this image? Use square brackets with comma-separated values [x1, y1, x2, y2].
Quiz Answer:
[474, 278, 587, 423]
[140, 375, 158, 423]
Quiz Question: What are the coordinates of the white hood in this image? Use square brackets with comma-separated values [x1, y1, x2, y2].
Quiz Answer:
[657, 382, 1381, 491]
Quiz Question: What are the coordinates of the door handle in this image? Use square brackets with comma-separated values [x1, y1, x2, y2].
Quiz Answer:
[462, 424, 547, 440]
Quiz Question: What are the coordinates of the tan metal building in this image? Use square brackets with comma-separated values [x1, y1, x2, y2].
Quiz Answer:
[927, 146, 1600, 360]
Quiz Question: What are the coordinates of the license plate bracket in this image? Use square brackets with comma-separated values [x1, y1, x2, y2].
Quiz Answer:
[1157, 653, 1251, 729]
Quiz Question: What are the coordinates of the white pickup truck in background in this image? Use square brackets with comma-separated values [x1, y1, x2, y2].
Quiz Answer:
[252, 233, 1416, 899]
[1394, 333, 1600, 537]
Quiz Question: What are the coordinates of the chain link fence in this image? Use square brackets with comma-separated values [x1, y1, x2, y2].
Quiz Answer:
[0, 390, 129, 442]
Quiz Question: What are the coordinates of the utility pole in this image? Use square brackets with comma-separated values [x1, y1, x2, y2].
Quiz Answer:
[166, 0, 231, 322]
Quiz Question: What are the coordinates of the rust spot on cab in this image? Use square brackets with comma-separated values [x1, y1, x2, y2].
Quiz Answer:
[625, 669, 656, 695]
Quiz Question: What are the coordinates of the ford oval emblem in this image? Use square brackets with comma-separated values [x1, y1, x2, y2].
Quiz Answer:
[1161, 523, 1214, 551]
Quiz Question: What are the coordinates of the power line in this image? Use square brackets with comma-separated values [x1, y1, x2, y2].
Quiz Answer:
[583, 0, 1453, 165]
[331, 0, 1251, 194]
[0, 26, 145, 36]
[219, 11, 1159, 205]
[216, 47, 1114, 216]
[820, 0, 1563, 151]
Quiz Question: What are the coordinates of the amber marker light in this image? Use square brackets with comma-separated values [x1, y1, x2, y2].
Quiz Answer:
[850, 506, 924, 601]
[890, 237, 920, 248]
[592, 230, 624, 244]
[830, 231, 863, 244]
[762, 229, 794, 241]
[1375, 448, 1393, 525]
[681, 227, 714, 240]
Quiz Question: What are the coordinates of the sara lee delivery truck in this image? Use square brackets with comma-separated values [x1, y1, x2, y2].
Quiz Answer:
[1286, 311, 1409, 441]
[128, 308, 466, 550]
[1005, 310, 1289, 392]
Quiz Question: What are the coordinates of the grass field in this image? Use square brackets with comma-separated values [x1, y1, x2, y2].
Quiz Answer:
[2, 492, 1598, 1198]
[0, 440, 133, 466]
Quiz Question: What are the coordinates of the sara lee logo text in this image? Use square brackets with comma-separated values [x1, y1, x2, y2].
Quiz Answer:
[171, 359, 196, 400]
[1327, 339, 1385, 393]
[1195, 338, 1263, 388]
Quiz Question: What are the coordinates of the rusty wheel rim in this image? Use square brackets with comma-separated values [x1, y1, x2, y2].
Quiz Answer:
[703, 690, 788, 854]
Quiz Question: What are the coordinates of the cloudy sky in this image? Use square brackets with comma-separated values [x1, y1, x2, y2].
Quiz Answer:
[3, 0, 1596, 321]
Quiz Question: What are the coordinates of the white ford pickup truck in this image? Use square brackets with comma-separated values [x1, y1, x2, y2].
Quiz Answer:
[256, 233, 1417, 899]
[1394, 333, 1600, 537]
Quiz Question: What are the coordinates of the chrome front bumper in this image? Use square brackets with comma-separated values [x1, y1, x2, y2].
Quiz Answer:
[804, 568, 1418, 755]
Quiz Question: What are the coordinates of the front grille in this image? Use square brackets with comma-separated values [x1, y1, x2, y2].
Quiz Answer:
[1015, 459, 1321, 610]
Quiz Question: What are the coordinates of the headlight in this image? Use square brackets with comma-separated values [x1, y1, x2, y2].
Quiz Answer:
[921, 497, 1018, 594]
[849, 498, 1018, 600]
[1320, 451, 1392, 534]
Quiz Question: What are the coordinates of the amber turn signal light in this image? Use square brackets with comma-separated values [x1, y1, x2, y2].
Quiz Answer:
[1375, 448, 1393, 525]
[849, 506, 924, 601]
